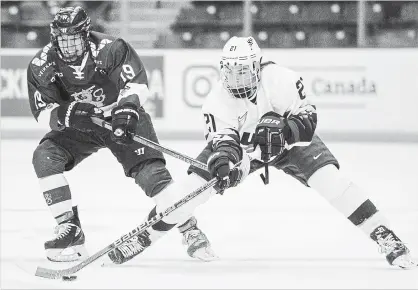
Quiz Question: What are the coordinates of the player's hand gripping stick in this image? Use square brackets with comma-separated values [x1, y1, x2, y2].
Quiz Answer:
[110, 103, 140, 145]
[254, 112, 287, 185]
[207, 151, 244, 194]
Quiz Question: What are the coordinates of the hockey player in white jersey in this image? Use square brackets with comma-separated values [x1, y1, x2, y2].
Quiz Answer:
[189, 36, 416, 269]
[110, 36, 416, 269]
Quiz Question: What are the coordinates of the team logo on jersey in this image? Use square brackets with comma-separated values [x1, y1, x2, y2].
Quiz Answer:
[43, 193, 53, 205]
[69, 67, 84, 79]
[238, 111, 248, 125]
[90, 39, 113, 58]
[135, 147, 145, 155]
[71, 85, 106, 106]
[247, 38, 254, 50]
[69, 53, 88, 79]
[93, 108, 103, 115]
[31, 44, 52, 67]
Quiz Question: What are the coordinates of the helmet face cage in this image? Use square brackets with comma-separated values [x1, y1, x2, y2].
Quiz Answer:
[220, 58, 261, 99]
[50, 6, 91, 63]
[55, 33, 86, 63]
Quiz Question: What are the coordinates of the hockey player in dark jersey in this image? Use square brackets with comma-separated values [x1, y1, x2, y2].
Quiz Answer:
[28, 6, 217, 264]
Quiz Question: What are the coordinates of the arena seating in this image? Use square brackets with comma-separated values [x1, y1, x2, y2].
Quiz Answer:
[1, 0, 417, 49]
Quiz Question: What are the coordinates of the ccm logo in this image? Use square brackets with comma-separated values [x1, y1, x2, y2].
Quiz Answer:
[260, 118, 280, 125]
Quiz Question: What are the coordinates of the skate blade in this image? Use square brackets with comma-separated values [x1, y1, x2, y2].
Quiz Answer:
[46, 245, 88, 262]
[192, 247, 219, 262]
[392, 255, 418, 270]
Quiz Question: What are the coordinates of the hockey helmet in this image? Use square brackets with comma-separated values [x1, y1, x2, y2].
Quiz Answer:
[220, 36, 261, 100]
[50, 6, 91, 63]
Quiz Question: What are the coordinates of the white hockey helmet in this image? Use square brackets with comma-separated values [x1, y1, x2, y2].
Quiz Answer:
[220, 36, 262, 100]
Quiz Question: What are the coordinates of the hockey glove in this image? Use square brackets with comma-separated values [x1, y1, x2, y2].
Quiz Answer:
[207, 150, 243, 194]
[254, 111, 286, 162]
[111, 103, 140, 145]
[284, 105, 317, 145]
[56, 101, 103, 132]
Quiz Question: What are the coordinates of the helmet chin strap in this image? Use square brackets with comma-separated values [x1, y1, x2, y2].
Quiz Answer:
[246, 88, 258, 103]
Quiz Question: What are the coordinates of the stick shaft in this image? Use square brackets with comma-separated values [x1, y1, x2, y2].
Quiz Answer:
[35, 178, 218, 279]
[90, 117, 208, 171]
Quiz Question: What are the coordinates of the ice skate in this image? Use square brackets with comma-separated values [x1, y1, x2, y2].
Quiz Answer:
[108, 231, 152, 264]
[181, 217, 218, 262]
[44, 206, 88, 262]
[370, 225, 417, 269]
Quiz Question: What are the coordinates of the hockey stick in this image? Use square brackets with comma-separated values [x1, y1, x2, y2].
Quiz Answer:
[35, 177, 219, 279]
[90, 117, 208, 171]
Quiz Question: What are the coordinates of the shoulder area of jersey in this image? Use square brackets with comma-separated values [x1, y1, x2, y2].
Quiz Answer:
[89, 32, 133, 64]
[202, 80, 237, 112]
[88, 31, 117, 58]
[260, 61, 299, 81]
[28, 43, 57, 81]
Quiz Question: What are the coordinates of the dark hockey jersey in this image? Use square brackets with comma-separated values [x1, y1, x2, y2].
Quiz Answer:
[27, 31, 149, 124]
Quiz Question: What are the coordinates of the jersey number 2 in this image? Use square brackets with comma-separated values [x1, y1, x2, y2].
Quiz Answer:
[204, 113, 216, 133]
[296, 77, 306, 100]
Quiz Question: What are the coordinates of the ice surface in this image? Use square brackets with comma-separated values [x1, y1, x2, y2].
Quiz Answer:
[1, 139, 417, 289]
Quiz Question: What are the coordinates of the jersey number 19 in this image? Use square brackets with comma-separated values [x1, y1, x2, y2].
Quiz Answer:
[120, 64, 135, 83]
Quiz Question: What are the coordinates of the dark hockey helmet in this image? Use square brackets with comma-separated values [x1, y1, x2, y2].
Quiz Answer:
[50, 6, 91, 63]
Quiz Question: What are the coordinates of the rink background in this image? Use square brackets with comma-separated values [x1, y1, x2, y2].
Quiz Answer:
[1, 138, 417, 289]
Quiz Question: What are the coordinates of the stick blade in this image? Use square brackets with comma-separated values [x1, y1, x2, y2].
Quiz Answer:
[35, 267, 62, 279]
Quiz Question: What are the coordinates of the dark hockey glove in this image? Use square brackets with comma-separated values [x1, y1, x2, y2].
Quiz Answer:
[207, 150, 243, 194]
[111, 103, 140, 145]
[254, 112, 286, 162]
[57, 101, 103, 132]
[284, 106, 317, 145]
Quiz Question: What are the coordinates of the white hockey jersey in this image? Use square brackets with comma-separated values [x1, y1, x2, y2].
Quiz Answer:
[202, 62, 316, 160]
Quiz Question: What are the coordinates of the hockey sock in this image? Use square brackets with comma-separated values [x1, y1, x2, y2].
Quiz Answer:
[145, 173, 214, 240]
[178, 216, 198, 233]
[153, 173, 214, 225]
[39, 173, 74, 224]
[308, 165, 390, 237]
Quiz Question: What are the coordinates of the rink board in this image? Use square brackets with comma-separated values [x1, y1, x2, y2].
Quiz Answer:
[1, 48, 418, 142]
